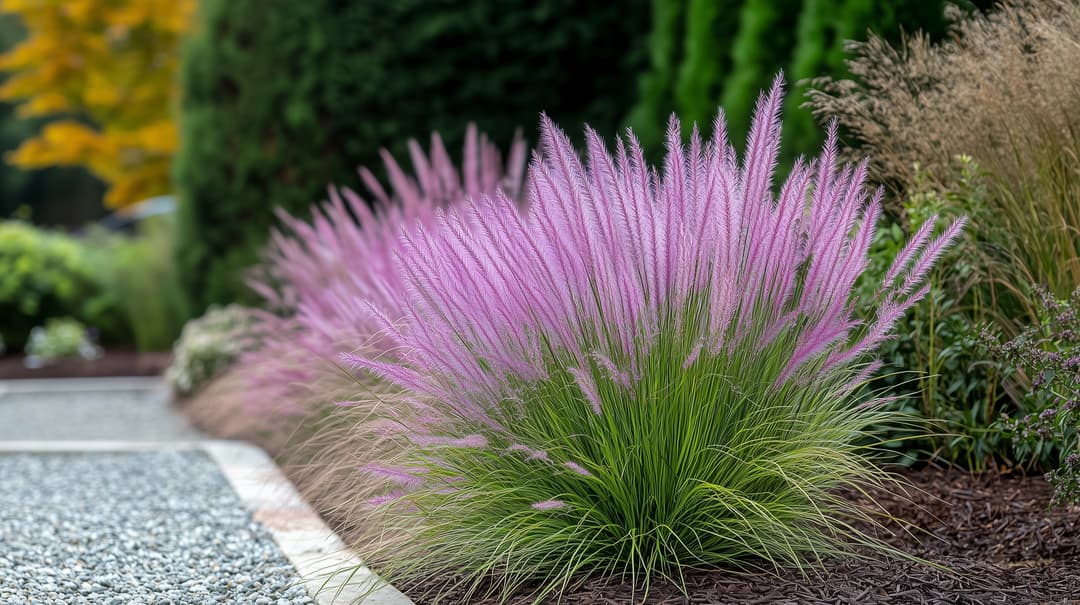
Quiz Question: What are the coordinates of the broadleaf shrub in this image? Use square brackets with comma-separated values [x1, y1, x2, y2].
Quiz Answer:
[349, 79, 963, 600]
[0, 220, 123, 350]
[858, 172, 1014, 470]
[166, 304, 260, 396]
[24, 317, 100, 367]
[988, 288, 1080, 506]
[92, 217, 190, 352]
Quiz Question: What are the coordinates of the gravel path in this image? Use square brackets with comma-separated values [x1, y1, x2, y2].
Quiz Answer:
[0, 450, 315, 604]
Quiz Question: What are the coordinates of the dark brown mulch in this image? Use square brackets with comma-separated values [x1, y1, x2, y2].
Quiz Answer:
[409, 469, 1080, 604]
[0, 350, 171, 379]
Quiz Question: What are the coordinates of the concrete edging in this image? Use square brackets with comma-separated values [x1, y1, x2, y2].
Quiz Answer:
[0, 439, 414, 605]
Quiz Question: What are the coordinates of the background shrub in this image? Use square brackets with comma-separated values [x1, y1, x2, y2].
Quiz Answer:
[166, 304, 259, 396]
[175, 0, 650, 311]
[0, 218, 190, 354]
[0, 220, 121, 350]
[95, 217, 190, 352]
[24, 317, 100, 367]
[626, 0, 951, 157]
[806, 0, 1080, 472]
[989, 288, 1080, 506]
[861, 201, 1013, 470]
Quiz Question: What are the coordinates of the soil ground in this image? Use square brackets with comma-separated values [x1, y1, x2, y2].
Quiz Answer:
[0, 350, 170, 380]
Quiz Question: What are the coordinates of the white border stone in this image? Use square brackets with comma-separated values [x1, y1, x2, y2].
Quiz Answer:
[0, 439, 414, 605]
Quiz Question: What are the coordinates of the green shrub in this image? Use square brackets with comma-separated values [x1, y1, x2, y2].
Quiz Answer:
[24, 317, 100, 366]
[0, 217, 191, 354]
[989, 288, 1080, 506]
[100, 218, 190, 352]
[166, 304, 260, 396]
[857, 162, 1067, 472]
[863, 218, 1011, 470]
[175, 0, 650, 311]
[0, 220, 119, 350]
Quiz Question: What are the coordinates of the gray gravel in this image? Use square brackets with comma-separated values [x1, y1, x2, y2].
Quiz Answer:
[0, 379, 198, 441]
[0, 450, 314, 604]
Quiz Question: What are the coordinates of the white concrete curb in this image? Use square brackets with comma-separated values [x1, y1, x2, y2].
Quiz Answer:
[203, 441, 414, 605]
[0, 440, 414, 605]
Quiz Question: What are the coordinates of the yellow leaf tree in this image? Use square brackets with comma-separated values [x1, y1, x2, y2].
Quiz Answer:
[0, 0, 195, 209]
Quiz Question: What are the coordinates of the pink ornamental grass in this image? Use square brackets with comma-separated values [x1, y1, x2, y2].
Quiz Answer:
[252, 124, 527, 351]
[204, 126, 527, 552]
[238, 125, 526, 419]
[354, 77, 963, 414]
[349, 77, 964, 601]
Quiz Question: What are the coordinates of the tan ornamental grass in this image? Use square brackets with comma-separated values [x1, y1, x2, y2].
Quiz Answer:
[807, 0, 1080, 319]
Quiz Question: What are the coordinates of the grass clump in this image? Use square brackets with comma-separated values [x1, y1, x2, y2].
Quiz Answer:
[349, 78, 963, 601]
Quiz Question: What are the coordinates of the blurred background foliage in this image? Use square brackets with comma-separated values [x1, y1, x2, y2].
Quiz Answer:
[174, 0, 653, 309]
[0, 0, 194, 210]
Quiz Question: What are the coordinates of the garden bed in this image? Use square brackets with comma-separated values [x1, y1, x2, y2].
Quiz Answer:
[0, 350, 171, 380]
[411, 469, 1080, 604]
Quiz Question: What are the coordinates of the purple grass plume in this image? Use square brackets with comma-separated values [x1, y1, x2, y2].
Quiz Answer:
[241, 125, 527, 415]
[350, 76, 965, 428]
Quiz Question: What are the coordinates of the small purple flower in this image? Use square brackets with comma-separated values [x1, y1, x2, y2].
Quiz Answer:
[413, 434, 489, 448]
[367, 491, 406, 507]
[361, 464, 425, 488]
[531, 499, 567, 511]
[563, 461, 593, 477]
[509, 444, 550, 461]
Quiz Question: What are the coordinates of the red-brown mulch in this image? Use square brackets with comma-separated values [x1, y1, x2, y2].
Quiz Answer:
[408, 468, 1080, 604]
[0, 350, 171, 379]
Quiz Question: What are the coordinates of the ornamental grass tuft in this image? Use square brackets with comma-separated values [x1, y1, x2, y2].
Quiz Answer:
[239, 124, 526, 418]
[348, 77, 963, 602]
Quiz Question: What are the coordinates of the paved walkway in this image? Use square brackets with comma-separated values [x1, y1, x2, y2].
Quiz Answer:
[0, 377, 196, 441]
[0, 377, 410, 605]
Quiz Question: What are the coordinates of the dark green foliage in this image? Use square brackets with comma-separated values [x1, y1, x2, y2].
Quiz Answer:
[626, 0, 686, 154]
[0, 221, 126, 351]
[720, 0, 803, 146]
[673, 0, 740, 130]
[856, 167, 1060, 473]
[626, 0, 948, 155]
[101, 218, 190, 352]
[175, 0, 650, 312]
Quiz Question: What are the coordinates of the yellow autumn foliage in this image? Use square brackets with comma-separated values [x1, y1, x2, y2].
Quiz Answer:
[0, 0, 196, 209]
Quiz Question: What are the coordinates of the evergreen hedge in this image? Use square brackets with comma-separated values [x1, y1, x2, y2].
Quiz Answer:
[627, 0, 950, 157]
[175, 0, 650, 310]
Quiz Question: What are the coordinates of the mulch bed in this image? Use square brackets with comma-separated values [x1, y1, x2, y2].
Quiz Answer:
[409, 468, 1080, 604]
[0, 350, 171, 380]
